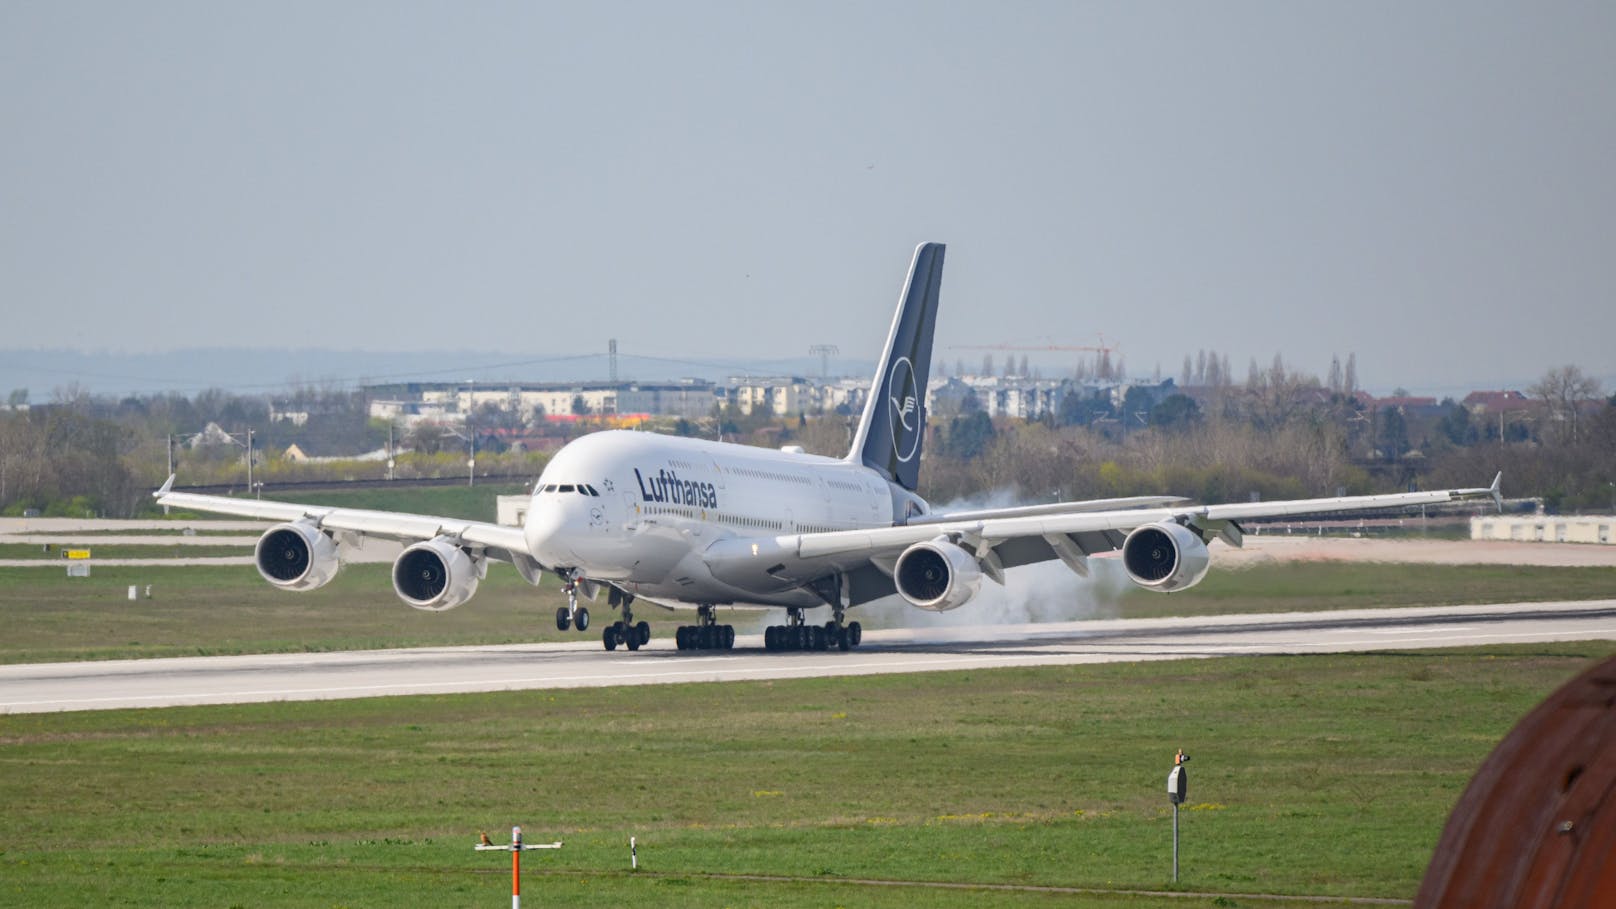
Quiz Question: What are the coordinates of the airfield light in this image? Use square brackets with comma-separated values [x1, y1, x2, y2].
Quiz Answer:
[473, 825, 562, 909]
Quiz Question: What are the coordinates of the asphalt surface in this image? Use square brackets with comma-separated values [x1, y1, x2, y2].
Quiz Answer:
[4, 599, 1613, 714]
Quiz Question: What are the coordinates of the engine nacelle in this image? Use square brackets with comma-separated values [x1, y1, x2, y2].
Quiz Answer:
[894, 537, 983, 612]
[254, 521, 340, 591]
[392, 537, 483, 612]
[1121, 521, 1212, 592]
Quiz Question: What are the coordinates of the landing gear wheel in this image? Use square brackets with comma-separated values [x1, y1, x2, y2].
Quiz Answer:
[575, 607, 590, 632]
[555, 607, 571, 632]
[675, 627, 689, 650]
[603, 624, 618, 651]
[636, 621, 651, 647]
[811, 626, 826, 651]
[723, 625, 735, 650]
[837, 626, 851, 651]
[849, 621, 862, 647]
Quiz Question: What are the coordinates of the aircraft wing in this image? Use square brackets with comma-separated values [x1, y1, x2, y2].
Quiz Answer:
[704, 475, 1502, 607]
[154, 483, 535, 569]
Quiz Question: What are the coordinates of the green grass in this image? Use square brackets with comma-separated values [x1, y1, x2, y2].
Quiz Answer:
[1116, 561, 1616, 618]
[166, 482, 530, 524]
[1, 644, 1609, 907]
[0, 543, 249, 560]
[3, 561, 1613, 664]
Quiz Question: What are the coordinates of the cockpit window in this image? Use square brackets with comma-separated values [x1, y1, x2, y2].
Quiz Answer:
[558, 484, 575, 493]
[583, 485, 600, 496]
[541, 484, 556, 493]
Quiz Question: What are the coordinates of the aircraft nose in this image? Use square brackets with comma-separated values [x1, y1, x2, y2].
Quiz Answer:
[524, 499, 576, 565]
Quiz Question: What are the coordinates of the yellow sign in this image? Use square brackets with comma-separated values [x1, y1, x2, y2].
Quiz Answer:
[64, 549, 92, 560]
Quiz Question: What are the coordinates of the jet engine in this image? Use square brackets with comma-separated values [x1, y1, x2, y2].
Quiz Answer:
[254, 521, 340, 591]
[1121, 521, 1211, 592]
[392, 537, 484, 612]
[893, 537, 983, 612]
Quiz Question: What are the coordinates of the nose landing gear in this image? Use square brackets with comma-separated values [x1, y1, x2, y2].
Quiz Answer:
[554, 575, 591, 632]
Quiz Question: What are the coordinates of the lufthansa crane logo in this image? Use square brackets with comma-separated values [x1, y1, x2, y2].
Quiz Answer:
[887, 356, 921, 463]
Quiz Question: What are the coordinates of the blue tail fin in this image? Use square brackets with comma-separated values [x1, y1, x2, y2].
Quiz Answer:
[846, 242, 945, 491]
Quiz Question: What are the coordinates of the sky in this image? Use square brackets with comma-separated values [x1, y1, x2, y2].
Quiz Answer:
[2, 1, 1613, 398]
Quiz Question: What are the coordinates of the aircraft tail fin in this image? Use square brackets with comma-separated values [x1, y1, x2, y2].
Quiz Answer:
[846, 242, 945, 491]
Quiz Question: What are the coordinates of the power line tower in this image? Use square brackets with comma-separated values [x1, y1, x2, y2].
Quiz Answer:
[608, 338, 618, 384]
[809, 344, 839, 378]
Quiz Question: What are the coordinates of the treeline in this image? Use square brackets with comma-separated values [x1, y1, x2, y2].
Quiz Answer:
[2, 362, 1612, 517]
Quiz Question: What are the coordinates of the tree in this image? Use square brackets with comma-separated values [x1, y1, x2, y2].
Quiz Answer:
[1529, 365, 1603, 445]
[405, 422, 451, 456]
[1343, 353, 1358, 395]
[1327, 356, 1343, 394]
[6, 388, 26, 408]
[946, 411, 995, 459]
[570, 394, 592, 417]
[1437, 400, 1478, 446]
[1151, 394, 1202, 431]
[1377, 407, 1409, 461]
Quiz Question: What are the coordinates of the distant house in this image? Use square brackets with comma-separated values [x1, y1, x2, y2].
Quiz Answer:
[187, 422, 236, 448]
[1462, 390, 1530, 416]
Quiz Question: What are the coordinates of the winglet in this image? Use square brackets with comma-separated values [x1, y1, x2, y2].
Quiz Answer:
[153, 474, 176, 498]
[1489, 471, 1503, 513]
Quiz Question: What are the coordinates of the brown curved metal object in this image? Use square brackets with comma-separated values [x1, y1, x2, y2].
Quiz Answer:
[1416, 653, 1616, 908]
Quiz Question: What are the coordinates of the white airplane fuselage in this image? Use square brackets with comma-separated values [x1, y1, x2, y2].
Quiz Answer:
[523, 430, 914, 608]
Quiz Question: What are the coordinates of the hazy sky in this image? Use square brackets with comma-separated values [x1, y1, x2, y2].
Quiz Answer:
[3, 1, 1613, 396]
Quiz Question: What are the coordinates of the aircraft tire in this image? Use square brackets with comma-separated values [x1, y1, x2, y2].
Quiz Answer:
[837, 627, 851, 651]
[723, 625, 735, 649]
[811, 626, 826, 651]
[675, 627, 688, 650]
[636, 621, 651, 646]
[575, 607, 590, 631]
[555, 607, 571, 632]
[764, 626, 777, 651]
[603, 625, 617, 651]
[849, 622, 862, 647]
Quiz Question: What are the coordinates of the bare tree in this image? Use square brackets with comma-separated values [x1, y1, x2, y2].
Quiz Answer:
[1529, 365, 1603, 445]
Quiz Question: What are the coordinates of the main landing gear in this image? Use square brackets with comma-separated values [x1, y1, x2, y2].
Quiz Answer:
[602, 586, 650, 652]
[555, 575, 591, 633]
[764, 607, 862, 652]
[676, 604, 735, 651]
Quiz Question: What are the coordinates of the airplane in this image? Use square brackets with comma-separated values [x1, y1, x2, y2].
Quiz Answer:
[155, 242, 1503, 653]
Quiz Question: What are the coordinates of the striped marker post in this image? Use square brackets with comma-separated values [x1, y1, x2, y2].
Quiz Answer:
[475, 825, 562, 909]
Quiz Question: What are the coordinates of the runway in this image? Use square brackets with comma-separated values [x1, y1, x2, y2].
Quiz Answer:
[4, 599, 1613, 714]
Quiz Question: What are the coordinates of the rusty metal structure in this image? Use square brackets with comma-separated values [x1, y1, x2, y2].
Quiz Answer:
[1416, 653, 1616, 907]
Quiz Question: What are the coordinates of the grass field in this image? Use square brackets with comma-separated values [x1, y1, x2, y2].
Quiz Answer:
[1, 643, 1610, 907]
[167, 482, 531, 524]
[3, 560, 1613, 664]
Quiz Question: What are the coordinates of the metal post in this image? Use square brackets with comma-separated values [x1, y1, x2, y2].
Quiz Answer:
[1172, 802, 1179, 883]
[246, 428, 254, 497]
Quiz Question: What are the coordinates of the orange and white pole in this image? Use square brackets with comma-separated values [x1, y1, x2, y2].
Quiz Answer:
[511, 826, 521, 909]
[474, 825, 562, 909]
